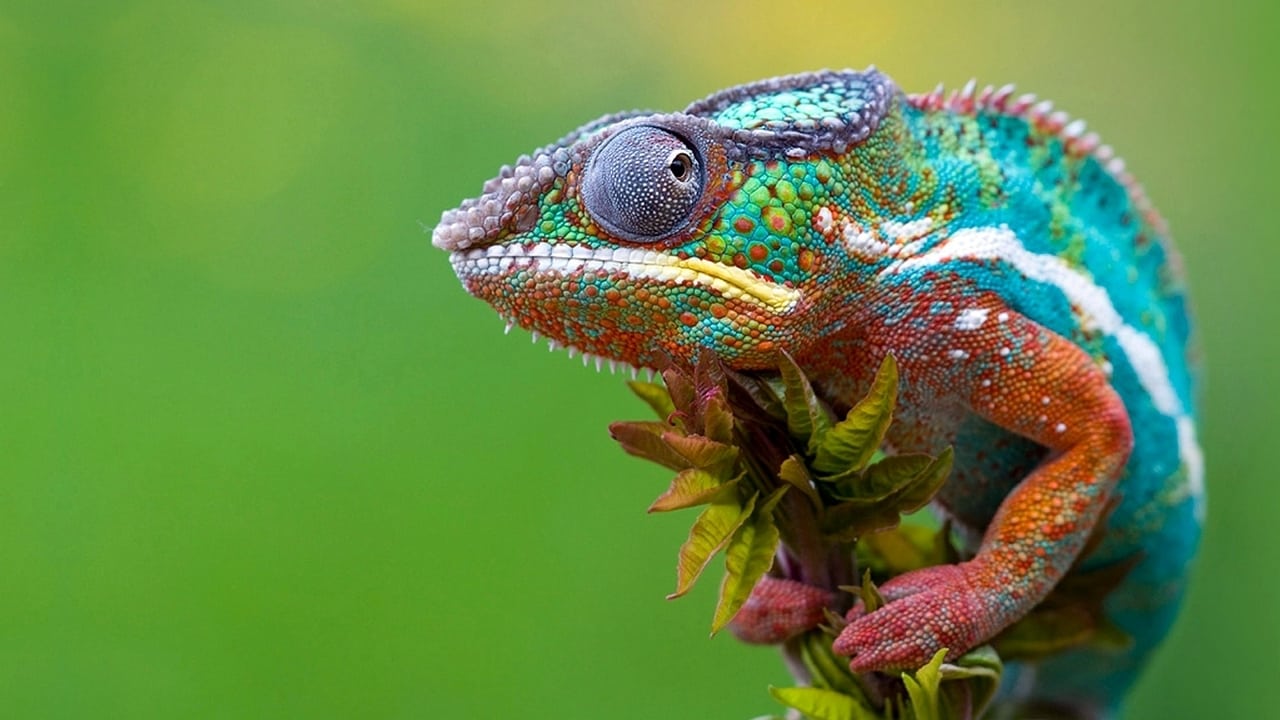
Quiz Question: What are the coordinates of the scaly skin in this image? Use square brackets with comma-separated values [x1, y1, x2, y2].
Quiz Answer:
[432, 69, 1203, 716]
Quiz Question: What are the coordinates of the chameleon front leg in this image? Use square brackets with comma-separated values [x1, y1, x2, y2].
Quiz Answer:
[833, 306, 1134, 672]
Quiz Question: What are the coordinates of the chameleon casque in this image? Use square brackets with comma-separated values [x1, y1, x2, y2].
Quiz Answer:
[432, 69, 1202, 716]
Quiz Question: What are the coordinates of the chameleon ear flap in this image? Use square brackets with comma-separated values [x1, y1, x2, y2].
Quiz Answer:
[683, 68, 897, 157]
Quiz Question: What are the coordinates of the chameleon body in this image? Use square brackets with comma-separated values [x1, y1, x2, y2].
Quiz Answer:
[432, 69, 1202, 716]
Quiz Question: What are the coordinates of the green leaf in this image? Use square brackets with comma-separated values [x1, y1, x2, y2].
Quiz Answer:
[776, 350, 830, 451]
[669, 492, 756, 599]
[939, 644, 1002, 680]
[627, 380, 675, 420]
[609, 421, 692, 471]
[901, 648, 948, 720]
[858, 569, 885, 614]
[993, 606, 1095, 660]
[830, 453, 934, 502]
[813, 355, 898, 475]
[938, 645, 1003, 718]
[712, 486, 787, 634]
[662, 431, 740, 478]
[821, 448, 951, 543]
[856, 523, 940, 577]
[796, 631, 865, 698]
[892, 447, 953, 513]
[649, 470, 738, 513]
[859, 453, 935, 498]
[778, 455, 822, 507]
[821, 499, 905, 543]
[769, 686, 863, 720]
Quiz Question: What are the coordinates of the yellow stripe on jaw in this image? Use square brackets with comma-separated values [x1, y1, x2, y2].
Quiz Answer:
[451, 242, 802, 314]
[674, 256, 802, 313]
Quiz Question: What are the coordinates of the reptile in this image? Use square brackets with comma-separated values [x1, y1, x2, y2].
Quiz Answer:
[431, 68, 1203, 717]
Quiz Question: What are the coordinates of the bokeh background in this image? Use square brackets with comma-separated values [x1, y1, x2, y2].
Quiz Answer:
[4, 1, 1277, 717]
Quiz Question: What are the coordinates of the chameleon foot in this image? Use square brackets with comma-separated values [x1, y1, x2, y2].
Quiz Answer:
[729, 576, 834, 644]
[834, 562, 997, 673]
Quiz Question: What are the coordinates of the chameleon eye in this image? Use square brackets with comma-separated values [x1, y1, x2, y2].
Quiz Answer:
[581, 125, 704, 243]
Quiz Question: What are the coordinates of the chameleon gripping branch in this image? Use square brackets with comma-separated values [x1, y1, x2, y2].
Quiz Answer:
[433, 68, 1203, 718]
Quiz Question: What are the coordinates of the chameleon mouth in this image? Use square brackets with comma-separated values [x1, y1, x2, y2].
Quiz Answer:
[448, 242, 802, 313]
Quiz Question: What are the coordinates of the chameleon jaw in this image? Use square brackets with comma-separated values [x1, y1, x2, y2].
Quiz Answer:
[448, 242, 803, 314]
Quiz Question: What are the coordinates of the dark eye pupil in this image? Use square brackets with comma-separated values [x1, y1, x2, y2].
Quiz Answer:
[669, 154, 690, 181]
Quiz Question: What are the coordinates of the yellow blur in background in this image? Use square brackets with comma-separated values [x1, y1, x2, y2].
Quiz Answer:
[4, 1, 1277, 717]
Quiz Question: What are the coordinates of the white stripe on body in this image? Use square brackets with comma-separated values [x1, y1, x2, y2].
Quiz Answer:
[893, 225, 1205, 520]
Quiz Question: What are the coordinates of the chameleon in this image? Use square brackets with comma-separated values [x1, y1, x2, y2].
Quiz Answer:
[431, 68, 1202, 717]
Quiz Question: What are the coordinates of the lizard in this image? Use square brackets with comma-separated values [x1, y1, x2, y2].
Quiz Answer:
[431, 68, 1203, 717]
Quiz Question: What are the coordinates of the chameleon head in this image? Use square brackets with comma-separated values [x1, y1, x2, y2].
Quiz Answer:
[432, 69, 897, 370]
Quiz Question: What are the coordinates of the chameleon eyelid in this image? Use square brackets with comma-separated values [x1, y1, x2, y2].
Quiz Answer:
[580, 124, 706, 244]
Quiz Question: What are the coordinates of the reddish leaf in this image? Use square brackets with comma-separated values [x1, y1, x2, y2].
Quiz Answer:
[702, 391, 735, 444]
[649, 470, 739, 513]
[662, 431, 739, 479]
[609, 421, 691, 471]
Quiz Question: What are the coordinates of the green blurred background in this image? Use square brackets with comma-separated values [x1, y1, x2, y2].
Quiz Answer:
[4, 1, 1276, 717]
